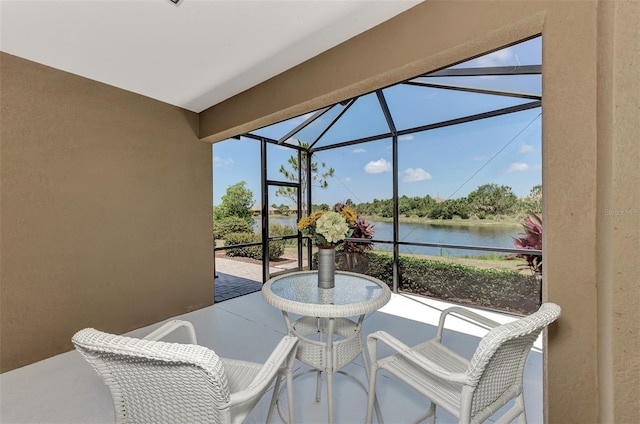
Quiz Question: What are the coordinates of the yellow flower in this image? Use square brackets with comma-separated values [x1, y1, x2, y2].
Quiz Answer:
[340, 206, 357, 225]
[297, 211, 324, 231]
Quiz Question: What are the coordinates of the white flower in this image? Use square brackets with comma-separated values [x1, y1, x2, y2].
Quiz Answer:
[315, 211, 350, 244]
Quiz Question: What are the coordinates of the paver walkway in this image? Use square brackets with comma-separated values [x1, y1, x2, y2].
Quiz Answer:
[214, 257, 298, 303]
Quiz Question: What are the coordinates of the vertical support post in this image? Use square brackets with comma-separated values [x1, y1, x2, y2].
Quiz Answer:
[296, 149, 303, 270]
[377, 90, 400, 293]
[261, 138, 269, 283]
[306, 147, 313, 269]
[392, 134, 400, 293]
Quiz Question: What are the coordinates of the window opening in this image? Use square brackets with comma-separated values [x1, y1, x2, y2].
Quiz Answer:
[213, 36, 543, 315]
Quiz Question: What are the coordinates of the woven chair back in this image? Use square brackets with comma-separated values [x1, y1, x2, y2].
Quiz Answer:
[73, 328, 232, 424]
[467, 303, 561, 417]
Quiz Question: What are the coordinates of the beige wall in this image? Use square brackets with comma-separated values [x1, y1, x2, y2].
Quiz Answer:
[596, 1, 640, 423]
[0, 53, 214, 372]
[199, 1, 639, 422]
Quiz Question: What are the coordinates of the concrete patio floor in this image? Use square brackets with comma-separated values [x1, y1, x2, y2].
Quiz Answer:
[1, 260, 545, 423]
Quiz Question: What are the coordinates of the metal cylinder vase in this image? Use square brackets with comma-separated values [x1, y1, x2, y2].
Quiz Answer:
[317, 247, 336, 289]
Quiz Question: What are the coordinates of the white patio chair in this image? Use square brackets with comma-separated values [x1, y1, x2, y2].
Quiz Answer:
[365, 302, 561, 424]
[72, 320, 298, 424]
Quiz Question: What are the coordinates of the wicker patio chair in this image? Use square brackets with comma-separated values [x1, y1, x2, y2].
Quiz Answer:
[365, 302, 561, 424]
[72, 320, 298, 424]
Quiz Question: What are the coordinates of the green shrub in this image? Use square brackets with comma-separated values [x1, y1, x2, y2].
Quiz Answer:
[269, 222, 298, 246]
[213, 216, 253, 240]
[224, 232, 285, 260]
[398, 255, 540, 313]
[347, 253, 393, 287]
[361, 252, 540, 314]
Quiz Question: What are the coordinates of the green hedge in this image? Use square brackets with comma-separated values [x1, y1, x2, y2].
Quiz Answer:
[343, 252, 540, 314]
[224, 232, 285, 260]
[213, 216, 253, 240]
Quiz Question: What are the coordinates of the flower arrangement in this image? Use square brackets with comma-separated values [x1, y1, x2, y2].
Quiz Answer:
[333, 203, 375, 253]
[297, 204, 357, 248]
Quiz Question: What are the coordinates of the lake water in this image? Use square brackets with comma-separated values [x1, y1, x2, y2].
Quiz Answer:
[266, 216, 521, 257]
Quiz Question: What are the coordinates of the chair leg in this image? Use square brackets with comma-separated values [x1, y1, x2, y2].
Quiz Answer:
[362, 350, 383, 423]
[266, 375, 282, 424]
[287, 368, 296, 424]
[516, 393, 527, 424]
[494, 394, 526, 424]
[412, 402, 435, 424]
[365, 366, 380, 424]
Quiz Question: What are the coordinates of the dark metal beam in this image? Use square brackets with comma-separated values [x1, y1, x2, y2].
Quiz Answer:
[311, 132, 393, 153]
[421, 65, 541, 77]
[396, 241, 542, 256]
[308, 99, 355, 150]
[265, 180, 299, 188]
[311, 101, 541, 153]
[376, 90, 397, 135]
[396, 100, 541, 138]
[403, 80, 541, 100]
[277, 105, 332, 144]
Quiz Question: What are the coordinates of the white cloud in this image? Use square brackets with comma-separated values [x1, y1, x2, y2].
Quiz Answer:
[291, 112, 314, 126]
[507, 162, 530, 172]
[342, 177, 352, 183]
[213, 156, 234, 167]
[352, 148, 366, 153]
[519, 143, 534, 153]
[472, 156, 488, 161]
[470, 47, 519, 79]
[402, 168, 432, 182]
[477, 48, 514, 67]
[364, 158, 392, 174]
[398, 134, 414, 141]
[533, 163, 542, 169]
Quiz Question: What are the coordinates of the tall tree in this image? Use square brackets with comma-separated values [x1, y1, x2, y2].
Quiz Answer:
[275, 140, 335, 211]
[467, 183, 518, 216]
[214, 181, 255, 223]
[524, 184, 543, 213]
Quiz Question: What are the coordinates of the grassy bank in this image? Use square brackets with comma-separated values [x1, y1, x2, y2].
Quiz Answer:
[280, 246, 527, 273]
[369, 249, 527, 272]
[361, 215, 523, 227]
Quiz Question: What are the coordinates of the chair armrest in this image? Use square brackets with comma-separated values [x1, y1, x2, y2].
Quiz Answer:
[368, 331, 469, 385]
[229, 336, 298, 406]
[436, 307, 501, 342]
[142, 320, 198, 344]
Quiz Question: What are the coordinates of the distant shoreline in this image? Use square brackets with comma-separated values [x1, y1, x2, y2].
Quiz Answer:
[268, 214, 523, 228]
[361, 215, 522, 228]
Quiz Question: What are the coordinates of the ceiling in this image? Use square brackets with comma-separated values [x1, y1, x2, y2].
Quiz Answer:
[0, 0, 421, 113]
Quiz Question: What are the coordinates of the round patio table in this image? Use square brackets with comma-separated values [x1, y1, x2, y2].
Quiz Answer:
[262, 270, 391, 424]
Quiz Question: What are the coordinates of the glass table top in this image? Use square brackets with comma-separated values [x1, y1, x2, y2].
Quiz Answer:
[262, 271, 391, 317]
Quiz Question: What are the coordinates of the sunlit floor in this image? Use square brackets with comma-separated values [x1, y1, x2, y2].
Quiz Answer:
[0, 291, 544, 424]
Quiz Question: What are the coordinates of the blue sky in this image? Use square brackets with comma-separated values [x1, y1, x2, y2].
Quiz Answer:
[213, 37, 542, 207]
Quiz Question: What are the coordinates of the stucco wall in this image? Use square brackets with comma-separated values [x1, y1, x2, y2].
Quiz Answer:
[596, 1, 640, 423]
[199, 1, 639, 422]
[0, 53, 214, 372]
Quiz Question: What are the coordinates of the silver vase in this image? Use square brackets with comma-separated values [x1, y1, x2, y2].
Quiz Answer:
[317, 247, 336, 289]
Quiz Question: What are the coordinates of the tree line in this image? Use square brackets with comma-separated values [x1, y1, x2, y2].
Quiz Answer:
[215, 181, 542, 223]
[318, 184, 542, 220]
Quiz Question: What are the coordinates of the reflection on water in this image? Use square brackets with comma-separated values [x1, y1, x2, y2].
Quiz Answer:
[267, 216, 520, 257]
